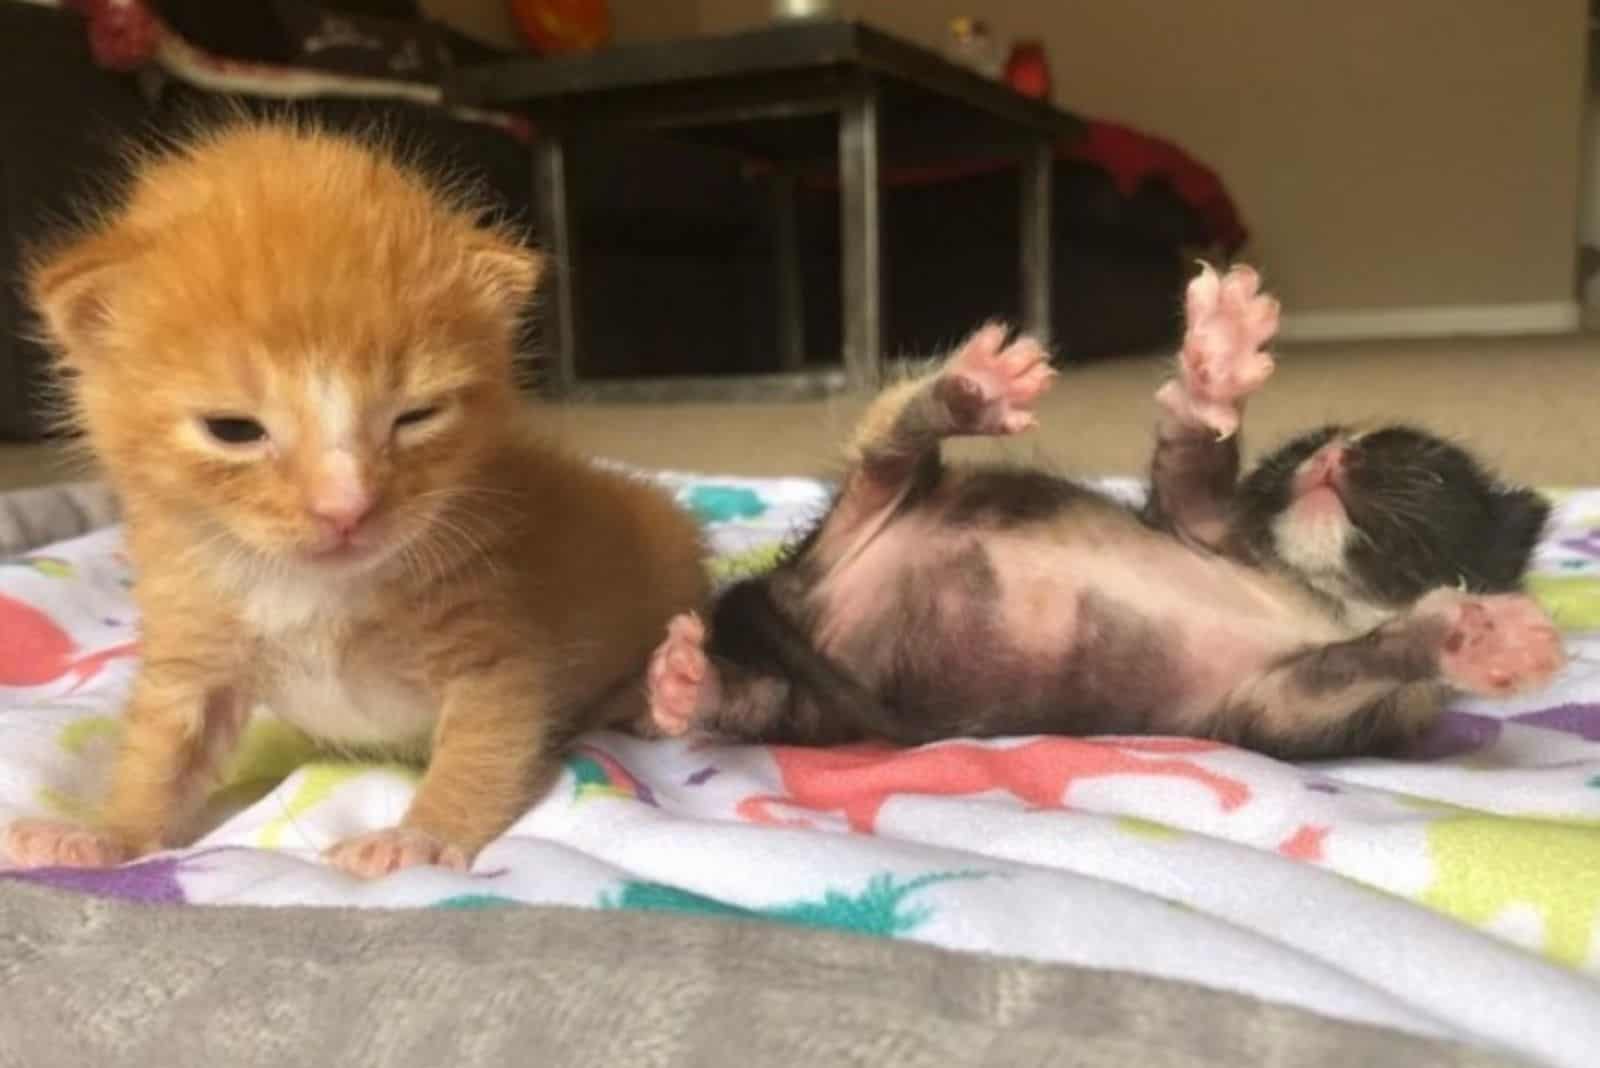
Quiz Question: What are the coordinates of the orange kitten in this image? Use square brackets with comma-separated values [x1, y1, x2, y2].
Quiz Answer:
[2, 121, 707, 878]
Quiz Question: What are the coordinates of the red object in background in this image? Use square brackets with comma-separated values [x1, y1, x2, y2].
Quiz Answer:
[1004, 40, 1050, 100]
[1064, 120, 1250, 253]
[507, 0, 611, 55]
[64, 0, 161, 71]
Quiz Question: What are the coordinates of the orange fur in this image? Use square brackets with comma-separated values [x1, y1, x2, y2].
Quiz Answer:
[8, 121, 708, 877]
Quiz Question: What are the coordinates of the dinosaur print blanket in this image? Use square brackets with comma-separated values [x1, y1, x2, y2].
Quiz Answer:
[1, 474, 1598, 1068]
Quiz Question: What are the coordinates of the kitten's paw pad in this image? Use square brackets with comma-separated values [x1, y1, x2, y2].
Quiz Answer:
[3, 819, 129, 869]
[647, 613, 719, 737]
[1174, 264, 1278, 427]
[325, 827, 469, 879]
[939, 323, 1056, 435]
[1427, 592, 1566, 696]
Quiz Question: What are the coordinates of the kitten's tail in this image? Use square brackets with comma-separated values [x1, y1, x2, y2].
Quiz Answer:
[708, 580, 928, 747]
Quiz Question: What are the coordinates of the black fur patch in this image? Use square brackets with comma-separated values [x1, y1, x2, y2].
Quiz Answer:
[1219, 686, 1443, 761]
[707, 579, 901, 745]
[883, 585, 1181, 740]
[1283, 619, 1443, 696]
[943, 468, 1092, 528]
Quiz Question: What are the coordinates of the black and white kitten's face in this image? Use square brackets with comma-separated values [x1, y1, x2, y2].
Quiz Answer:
[1234, 425, 1550, 607]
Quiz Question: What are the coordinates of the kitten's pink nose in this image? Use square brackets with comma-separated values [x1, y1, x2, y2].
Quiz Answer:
[1298, 444, 1348, 493]
[310, 495, 373, 537]
[308, 453, 375, 537]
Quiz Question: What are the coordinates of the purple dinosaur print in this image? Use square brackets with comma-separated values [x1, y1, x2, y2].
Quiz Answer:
[1559, 531, 1600, 560]
[1408, 703, 1600, 760]
[0, 848, 230, 904]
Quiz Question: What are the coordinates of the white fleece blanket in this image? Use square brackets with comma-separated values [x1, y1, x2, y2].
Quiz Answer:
[1, 474, 1598, 1068]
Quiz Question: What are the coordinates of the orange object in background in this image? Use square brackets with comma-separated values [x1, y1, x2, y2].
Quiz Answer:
[507, 0, 611, 54]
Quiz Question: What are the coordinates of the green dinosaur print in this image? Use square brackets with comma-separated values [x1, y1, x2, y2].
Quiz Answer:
[256, 762, 420, 848]
[37, 785, 98, 824]
[42, 713, 416, 840]
[708, 543, 786, 585]
[221, 719, 322, 786]
[598, 870, 987, 937]
[1525, 574, 1600, 630]
[3, 556, 74, 578]
[1422, 815, 1600, 967]
[1115, 816, 1183, 839]
[58, 715, 121, 757]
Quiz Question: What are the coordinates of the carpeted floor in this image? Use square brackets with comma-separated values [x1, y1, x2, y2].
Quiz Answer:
[1, 333, 1595, 492]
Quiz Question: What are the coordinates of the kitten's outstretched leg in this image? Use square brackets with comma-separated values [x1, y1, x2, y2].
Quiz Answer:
[1146, 264, 1279, 547]
[4, 663, 248, 868]
[1214, 590, 1564, 758]
[808, 324, 1054, 571]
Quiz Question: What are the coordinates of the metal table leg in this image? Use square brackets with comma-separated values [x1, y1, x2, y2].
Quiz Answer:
[534, 131, 580, 396]
[772, 172, 806, 372]
[838, 84, 883, 391]
[1019, 138, 1054, 345]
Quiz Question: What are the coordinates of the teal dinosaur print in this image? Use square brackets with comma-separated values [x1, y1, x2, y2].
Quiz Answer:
[434, 893, 521, 910]
[598, 870, 987, 937]
[683, 485, 767, 525]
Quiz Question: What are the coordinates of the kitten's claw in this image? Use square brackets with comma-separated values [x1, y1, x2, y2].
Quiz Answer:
[325, 827, 469, 879]
[937, 323, 1056, 436]
[1166, 263, 1279, 436]
[3, 819, 129, 869]
[1421, 591, 1567, 696]
[647, 613, 719, 737]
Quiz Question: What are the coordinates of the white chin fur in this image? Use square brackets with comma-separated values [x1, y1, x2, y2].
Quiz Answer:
[1271, 502, 1352, 578]
[1272, 504, 1407, 631]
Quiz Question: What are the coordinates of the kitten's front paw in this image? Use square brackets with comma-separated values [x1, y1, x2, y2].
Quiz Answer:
[647, 613, 719, 737]
[3, 819, 130, 869]
[936, 322, 1056, 436]
[1421, 590, 1566, 696]
[326, 827, 469, 879]
[1164, 264, 1279, 437]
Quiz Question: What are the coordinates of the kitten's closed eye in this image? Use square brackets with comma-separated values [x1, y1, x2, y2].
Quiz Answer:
[202, 415, 268, 445]
[394, 406, 439, 430]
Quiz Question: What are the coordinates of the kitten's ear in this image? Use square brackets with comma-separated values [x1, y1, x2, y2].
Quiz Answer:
[1487, 487, 1551, 580]
[467, 235, 544, 317]
[27, 232, 138, 363]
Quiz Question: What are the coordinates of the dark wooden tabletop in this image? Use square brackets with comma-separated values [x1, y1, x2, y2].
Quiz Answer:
[443, 19, 1084, 144]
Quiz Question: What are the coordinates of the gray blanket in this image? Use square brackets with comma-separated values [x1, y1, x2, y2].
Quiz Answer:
[0, 881, 1529, 1068]
[0, 480, 118, 559]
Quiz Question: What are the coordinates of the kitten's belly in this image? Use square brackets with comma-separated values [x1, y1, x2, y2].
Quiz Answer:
[258, 642, 437, 751]
[819, 515, 1351, 731]
[995, 531, 1348, 706]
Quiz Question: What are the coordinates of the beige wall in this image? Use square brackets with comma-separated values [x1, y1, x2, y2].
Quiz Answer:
[457, 0, 1592, 316]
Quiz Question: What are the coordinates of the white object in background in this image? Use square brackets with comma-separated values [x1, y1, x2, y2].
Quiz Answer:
[945, 16, 1003, 79]
[772, 0, 837, 18]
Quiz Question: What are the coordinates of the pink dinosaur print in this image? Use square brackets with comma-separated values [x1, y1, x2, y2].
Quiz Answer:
[737, 736, 1251, 833]
[0, 592, 138, 693]
[1277, 824, 1330, 862]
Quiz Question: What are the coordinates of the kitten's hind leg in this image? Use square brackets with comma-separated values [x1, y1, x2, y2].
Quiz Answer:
[812, 324, 1054, 568]
[1146, 264, 1279, 546]
[1211, 590, 1564, 759]
[646, 605, 898, 746]
[646, 613, 790, 740]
